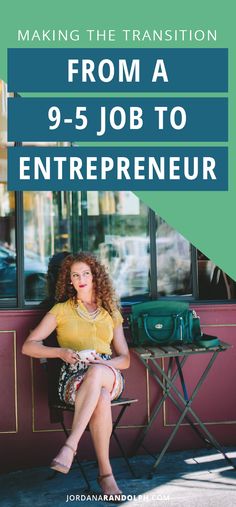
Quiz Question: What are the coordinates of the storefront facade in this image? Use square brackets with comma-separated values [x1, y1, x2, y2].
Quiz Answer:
[1, 80, 236, 471]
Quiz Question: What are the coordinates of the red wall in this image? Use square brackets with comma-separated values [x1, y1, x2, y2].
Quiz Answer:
[0, 304, 236, 472]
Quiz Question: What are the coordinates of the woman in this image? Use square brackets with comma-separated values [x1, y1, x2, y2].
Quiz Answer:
[22, 252, 130, 496]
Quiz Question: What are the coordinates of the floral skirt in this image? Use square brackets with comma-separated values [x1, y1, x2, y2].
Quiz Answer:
[58, 354, 125, 406]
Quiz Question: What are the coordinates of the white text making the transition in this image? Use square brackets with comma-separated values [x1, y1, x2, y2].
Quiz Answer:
[17, 29, 217, 43]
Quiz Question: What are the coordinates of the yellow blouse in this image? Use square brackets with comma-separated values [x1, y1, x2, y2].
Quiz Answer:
[49, 299, 123, 355]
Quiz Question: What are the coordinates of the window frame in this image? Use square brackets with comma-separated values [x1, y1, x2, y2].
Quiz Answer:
[0, 190, 234, 309]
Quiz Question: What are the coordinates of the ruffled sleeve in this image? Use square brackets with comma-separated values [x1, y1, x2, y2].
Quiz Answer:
[48, 303, 63, 325]
[112, 309, 124, 328]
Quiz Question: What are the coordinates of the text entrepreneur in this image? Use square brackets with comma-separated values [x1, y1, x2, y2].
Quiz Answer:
[18, 155, 217, 183]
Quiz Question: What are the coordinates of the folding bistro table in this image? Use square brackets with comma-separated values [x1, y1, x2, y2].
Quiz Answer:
[133, 340, 236, 477]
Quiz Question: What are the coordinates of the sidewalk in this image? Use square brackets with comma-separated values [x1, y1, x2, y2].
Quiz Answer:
[0, 448, 236, 507]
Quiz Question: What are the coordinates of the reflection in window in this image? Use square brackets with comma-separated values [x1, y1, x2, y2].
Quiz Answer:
[156, 217, 192, 296]
[0, 82, 16, 300]
[0, 182, 16, 299]
[87, 191, 150, 298]
[197, 251, 236, 300]
[23, 191, 73, 301]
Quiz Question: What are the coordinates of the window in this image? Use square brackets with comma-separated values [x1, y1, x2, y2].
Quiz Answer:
[86, 191, 150, 298]
[0, 186, 235, 307]
[0, 182, 16, 301]
[23, 191, 74, 301]
[1, 75, 235, 306]
[0, 82, 16, 302]
[197, 251, 236, 300]
[1, 76, 235, 306]
[156, 216, 192, 297]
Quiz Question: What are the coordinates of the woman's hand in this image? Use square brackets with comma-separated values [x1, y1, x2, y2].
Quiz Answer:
[88, 353, 106, 365]
[59, 348, 80, 365]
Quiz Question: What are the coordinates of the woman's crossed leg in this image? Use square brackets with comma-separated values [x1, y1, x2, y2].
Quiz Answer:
[51, 364, 116, 471]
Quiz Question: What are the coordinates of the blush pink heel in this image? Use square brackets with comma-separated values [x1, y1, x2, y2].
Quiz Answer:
[50, 443, 77, 474]
[97, 473, 123, 500]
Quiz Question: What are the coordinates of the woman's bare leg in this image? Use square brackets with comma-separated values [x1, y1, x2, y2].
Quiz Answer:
[89, 388, 121, 494]
[52, 365, 115, 469]
[89, 388, 112, 475]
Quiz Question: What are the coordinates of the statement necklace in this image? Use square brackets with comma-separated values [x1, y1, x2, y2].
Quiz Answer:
[76, 301, 101, 321]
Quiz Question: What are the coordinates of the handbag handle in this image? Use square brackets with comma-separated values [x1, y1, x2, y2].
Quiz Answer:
[142, 312, 182, 344]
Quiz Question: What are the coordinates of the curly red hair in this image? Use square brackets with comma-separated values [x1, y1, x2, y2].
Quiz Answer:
[55, 251, 120, 315]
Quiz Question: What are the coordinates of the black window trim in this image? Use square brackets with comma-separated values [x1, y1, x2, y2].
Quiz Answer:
[0, 190, 235, 309]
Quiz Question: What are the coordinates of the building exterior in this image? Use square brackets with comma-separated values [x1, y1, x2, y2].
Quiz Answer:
[1, 80, 236, 471]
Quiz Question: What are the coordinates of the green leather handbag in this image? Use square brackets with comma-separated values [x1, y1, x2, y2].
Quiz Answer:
[129, 300, 202, 347]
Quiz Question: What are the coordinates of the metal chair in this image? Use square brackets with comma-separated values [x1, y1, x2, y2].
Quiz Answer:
[46, 358, 138, 488]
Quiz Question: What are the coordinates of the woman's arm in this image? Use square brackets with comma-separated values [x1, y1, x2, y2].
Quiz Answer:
[22, 313, 78, 364]
[90, 325, 130, 370]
